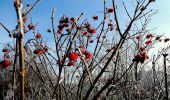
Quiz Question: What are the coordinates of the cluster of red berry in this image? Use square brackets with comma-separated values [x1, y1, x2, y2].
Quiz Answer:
[134, 51, 149, 63]
[106, 8, 114, 13]
[23, 17, 35, 33]
[66, 46, 92, 66]
[85, 23, 97, 34]
[33, 46, 48, 56]
[57, 17, 75, 34]
[0, 48, 12, 69]
[134, 33, 169, 63]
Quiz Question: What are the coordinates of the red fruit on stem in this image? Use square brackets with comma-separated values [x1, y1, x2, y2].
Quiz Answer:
[70, 17, 75, 22]
[33, 49, 46, 55]
[155, 36, 161, 40]
[67, 52, 79, 62]
[2, 48, 9, 53]
[134, 52, 149, 63]
[28, 24, 35, 30]
[40, 49, 46, 54]
[92, 16, 98, 21]
[146, 34, 153, 39]
[43, 47, 48, 52]
[145, 40, 152, 46]
[135, 54, 144, 63]
[33, 49, 40, 54]
[85, 52, 92, 60]
[83, 32, 88, 36]
[23, 17, 27, 23]
[58, 24, 64, 29]
[63, 23, 69, 27]
[4, 54, 10, 58]
[23, 25, 27, 33]
[110, 26, 114, 31]
[80, 49, 86, 55]
[67, 61, 75, 66]
[3, 60, 12, 67]
[143, 52, 149, 60]
[140, 47, 145, 52]
[57, 28, 63, 34]
[108, 23, 113, 27]
[0, 60, 12, 69]
[79, 45, 84, 49]
[35, 33, 42, 39]
[89, 29, 96, 34]
[107, 8, 114, 13]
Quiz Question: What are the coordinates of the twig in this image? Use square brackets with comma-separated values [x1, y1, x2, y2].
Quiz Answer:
[77, 48, 93, 85]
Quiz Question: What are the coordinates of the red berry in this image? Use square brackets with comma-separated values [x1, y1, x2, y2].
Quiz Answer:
[85, 52, 92, 60]
[33, 49, 40, 54]
[2, 48, 9, 53]
[23, 25, 27, 33]
[33, 49, 46, 56]
[107, 8, 114, 13]
[23, 17, 27, 23]
[0, 60, 12, 69]
[145, 40, 152, 46]
[89, 29, 96, 34]
[67, 61, 75, 66]
[146, 34, 153, 39]
[67, 52, 79, 62]
[28, 24, 35, 30]
[63, 23, 69, 27]
[134, 52, 149, 63]
[43, 47, 48, 52]
[140, 47, 145, 52]
[70, 17, 75, 22]
[83, 32, 88, 36]
[35, 33, 42, 39]
[58, 29, 63, 34]
[4, 54, 10, 58]
[108, 23, 113, 27]
[80, 49, 86, 55]
[92, 16, 98, 21]
[156, 36, 161, 40]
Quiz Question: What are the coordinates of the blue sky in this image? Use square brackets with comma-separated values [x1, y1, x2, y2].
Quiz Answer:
[0, 0, 170, 50]
[0, 0, 104, 47]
